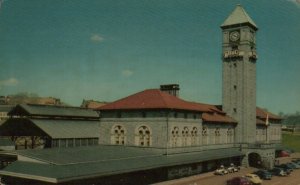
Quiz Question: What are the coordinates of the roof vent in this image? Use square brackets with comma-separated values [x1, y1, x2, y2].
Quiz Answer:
[160, 84, 180, 97]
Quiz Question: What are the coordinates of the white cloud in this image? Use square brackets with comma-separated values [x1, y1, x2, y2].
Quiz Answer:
[287, 0, 300, 8]
[90, 34, 104, 43]
[0, 78, 19, 88]
[122, 69, 133, 77]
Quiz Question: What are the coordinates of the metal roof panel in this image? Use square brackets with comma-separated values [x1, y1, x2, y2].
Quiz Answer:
[31, 119, 99, 139]
[0, 146, 243, 182]
[9, 104, 99, 118]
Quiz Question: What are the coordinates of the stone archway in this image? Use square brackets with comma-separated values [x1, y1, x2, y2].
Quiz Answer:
[248, 152, 262, 168]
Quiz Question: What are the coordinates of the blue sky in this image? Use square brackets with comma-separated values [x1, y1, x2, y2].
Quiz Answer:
[0, 0, 299, 114]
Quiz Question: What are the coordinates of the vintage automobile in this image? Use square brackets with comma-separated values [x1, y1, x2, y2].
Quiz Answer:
[275, 164, 294, 172]
[226, 177, 251, 185]
[292, 159, 300, 165]
[244, 173, 263, 185]
[214, 165, 228, 175]
[287, 162, 300, 169]
[253, 170, 272, 180]
[227, 163, 239, 173]
[269, 167, 288, 176]
[278, 150, 290, 157]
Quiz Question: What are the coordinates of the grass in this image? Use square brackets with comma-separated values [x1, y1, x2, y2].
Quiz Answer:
[282, 132, 300, 152]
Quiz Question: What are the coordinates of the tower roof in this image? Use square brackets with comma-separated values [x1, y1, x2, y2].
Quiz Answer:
[221, 4, 258, 30]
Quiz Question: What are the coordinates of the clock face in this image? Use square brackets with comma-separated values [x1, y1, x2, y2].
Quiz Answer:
[229, 31, 240, 42]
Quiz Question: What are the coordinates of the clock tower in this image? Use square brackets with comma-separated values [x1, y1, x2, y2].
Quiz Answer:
[221, 5, 258, 144]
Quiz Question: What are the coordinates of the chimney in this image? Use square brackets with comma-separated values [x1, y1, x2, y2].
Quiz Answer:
[160, 84, 180, 97]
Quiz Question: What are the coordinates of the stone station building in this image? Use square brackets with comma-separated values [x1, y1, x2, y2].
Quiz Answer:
[0, 5, 283, 185]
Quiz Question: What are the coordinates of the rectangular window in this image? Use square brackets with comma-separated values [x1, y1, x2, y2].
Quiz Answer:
[117, 112, 122, 118]
[93, 138, 98, 145]
[75, 138, 81, 147]
[142, 112, 146, 118]
[60, 139, 66, 147]
[81, 138, 88, 146]
[67, 139, 74, 147]
[88, 138, 94, 146]
[232, 46, 238, 50]
[52, 139, 59, 148]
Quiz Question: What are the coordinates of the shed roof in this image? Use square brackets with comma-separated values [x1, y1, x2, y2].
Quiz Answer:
[0, 118, 99, 139]
[221, 4, 258, 30]
[32, 119, 99, 139]
[9, 104, 99, 119]
[0, 146, 243, 183]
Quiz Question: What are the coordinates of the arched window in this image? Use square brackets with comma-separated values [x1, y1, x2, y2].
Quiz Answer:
[191, 127, 198, 145]
[136, 126, 151, 147]
[215, 128, 221, 144]
[202, 126, 208, 145]
[227, 128, 233, 143]
[171, 127, 179, 147]
[111, 125, 126, 145]
[182, 127, 189, 146]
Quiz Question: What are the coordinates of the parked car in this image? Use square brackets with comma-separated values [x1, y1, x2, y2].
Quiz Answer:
[227, 163, 239, 173]
[226, 177, 251, 185]
[287, 162, 300, 169]
[245, 173, 262, 185]
[214, 165, 228, 175]
[269, 167, 287, 176]
[292, 159, 300, 164]
[292, 160, 300, 166]
[281, 167, 292, 175]
[278, 150, 290, 157]
[253, 170, 272, 180]
[276, 163, 294, 171]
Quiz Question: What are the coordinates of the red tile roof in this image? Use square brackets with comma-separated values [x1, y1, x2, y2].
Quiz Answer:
[189, 102, 225, 114]
[256, 107, 282, 120]
[97, 89, 219, 112]
[256, 107, 282, 125]
[97, 89, 237, 124]
[202, 113, 237, 123]
[256, 118, 266, 125]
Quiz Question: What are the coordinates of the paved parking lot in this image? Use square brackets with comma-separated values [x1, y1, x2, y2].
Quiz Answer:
[154, 153, 300, 185]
